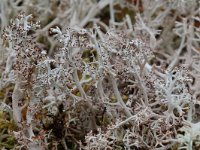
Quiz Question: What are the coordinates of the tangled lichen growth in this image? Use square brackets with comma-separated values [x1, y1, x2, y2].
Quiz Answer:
[0, 0, 200, 149]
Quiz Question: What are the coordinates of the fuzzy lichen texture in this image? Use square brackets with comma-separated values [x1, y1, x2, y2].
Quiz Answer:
[0, 0, 200, 149]
[2, 12, 46, 149]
